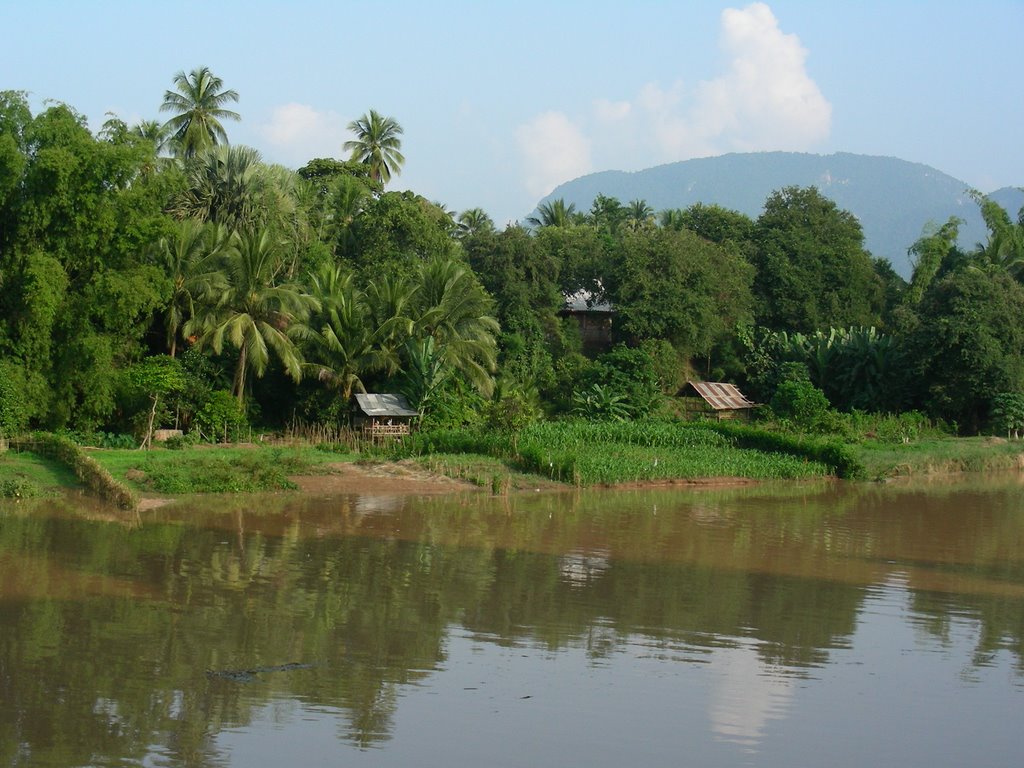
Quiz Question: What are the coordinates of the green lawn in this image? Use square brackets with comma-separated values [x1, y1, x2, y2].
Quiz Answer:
[89, 444, 343, 494]
[0, 449, 78, 498]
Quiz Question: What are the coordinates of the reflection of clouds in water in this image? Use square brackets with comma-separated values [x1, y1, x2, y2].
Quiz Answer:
[708, 643, 794, 752]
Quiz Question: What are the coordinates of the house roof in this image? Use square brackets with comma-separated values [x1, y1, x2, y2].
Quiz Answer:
[353, 393, 419, 417]
[682, 381, 757, 411]
[561, 290, 613, 313]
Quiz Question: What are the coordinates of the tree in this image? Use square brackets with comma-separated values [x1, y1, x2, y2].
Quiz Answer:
[160, 66, 240, 158]
[343, 109, 405, 185]
[526, 198, 577, 229]
[905, 268, 1024, 432]
[605, 227, 754, 360]
[406, 256, 500, 400]
[906, 217, 961, 305]
[456, 208, 495, 239]
[971, 192, 1024, 278]
[304, 265, 399, 401]
[752, 186, 883, 333]
[127, 356, 186, 449]
[153, 219, 227, 357]
[188, 228, 316, 402]
[623, 199, 654, 231]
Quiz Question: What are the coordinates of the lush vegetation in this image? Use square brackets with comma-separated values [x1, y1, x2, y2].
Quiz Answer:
[2, 72, 1024, 493]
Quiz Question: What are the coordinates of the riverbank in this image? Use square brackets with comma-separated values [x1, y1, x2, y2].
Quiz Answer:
[3, 428, 1024, 508]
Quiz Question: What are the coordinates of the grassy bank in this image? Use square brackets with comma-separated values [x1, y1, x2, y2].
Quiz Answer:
[856, 437, 1024, 480]
[90, 445, 339, 494]
[0, 449, 78, 499]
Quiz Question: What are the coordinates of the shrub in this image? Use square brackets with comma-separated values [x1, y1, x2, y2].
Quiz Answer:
[0, 361, 31, 437]
[195, 391, 248, 442]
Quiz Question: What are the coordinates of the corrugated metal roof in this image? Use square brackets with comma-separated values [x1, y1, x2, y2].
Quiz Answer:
[354, 393, 419, 417]
[685, 381, 756, 411]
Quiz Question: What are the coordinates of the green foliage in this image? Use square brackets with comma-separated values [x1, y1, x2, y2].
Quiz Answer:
[387, 419, 849, 484]
[343, 109, 405, 185]
[607, 227, 753, 358]
[194, 390, 248, 442]
[0, 477, 41, 499]
[770, 376, 832, 433]
[132, 450, 300, 493]
[571, 384, 631, 421]
[989, 393, 1024, 438]
[752, 186, 884, 333]
[160, 66, 240, 158]
[905, 268, 1024, 432]
[0, 361, 30, 436]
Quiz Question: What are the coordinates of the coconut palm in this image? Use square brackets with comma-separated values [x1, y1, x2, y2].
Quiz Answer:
[456, 208, 495, 238]
[624, 199, 654, 231]
[188, 227, 316, 401]
[407, 256, 500, 398]
[160, 66, 240, 158]
[343, 109, 405, 185]
[155, 219, 229, 357]
[304, 265, 400, 400]
[526, 198, 577, 228]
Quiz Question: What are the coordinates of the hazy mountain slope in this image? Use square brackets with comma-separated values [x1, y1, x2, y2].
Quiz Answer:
[533, 152, 1023, 278]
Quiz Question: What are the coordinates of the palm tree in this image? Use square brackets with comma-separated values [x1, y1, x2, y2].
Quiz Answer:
[456, 208, 495, 238]
[160, 66, 240, 158]
[624, 199, 654, 231]
[526, 198, 577, 228]
[155, 219, 228, 357]
[171, 145, 266, 230]
[343, 109, 405, 185]
[304, 265, 400, 400]
[407, 256, 500, 399]
[188, 228, 316, 401]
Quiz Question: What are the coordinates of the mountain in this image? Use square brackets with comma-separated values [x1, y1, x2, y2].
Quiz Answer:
[532, 152, 1024, 279]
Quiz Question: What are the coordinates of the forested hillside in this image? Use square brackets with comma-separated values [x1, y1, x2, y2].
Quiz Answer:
[533, 152, 1024, 278]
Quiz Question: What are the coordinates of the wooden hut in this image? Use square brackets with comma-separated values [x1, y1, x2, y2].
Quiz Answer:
[559, 291, 614, 354]
[352, 394, 418, 439]
[678, 381, 757, 421]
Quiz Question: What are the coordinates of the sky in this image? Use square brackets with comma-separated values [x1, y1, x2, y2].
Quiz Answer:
[3, 0, 1022, 226]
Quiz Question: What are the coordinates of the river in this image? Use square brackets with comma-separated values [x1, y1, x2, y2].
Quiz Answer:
[2, 476, 1023, 767]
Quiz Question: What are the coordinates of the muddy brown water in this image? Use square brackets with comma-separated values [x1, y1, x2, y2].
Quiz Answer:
[2, 475, 1024, 767]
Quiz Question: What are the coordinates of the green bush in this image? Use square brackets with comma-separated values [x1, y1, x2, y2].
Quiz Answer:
[195, 391, 248, 442]
[0, 477, 41, 500]
[0, 361, 31, 437]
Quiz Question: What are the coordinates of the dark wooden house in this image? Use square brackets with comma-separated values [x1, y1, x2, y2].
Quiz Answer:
[559, 291, 614, 354]
[352, 394, 419, 439]
[678, 381, 757, 421]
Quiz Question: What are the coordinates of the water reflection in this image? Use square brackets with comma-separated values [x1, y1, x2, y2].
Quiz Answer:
[1, 476, 1023, 766]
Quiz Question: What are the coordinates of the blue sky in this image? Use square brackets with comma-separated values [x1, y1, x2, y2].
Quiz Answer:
[4, 1, 1022, 225]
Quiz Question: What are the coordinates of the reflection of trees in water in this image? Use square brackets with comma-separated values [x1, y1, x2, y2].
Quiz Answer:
[2, 478, 1024, 762]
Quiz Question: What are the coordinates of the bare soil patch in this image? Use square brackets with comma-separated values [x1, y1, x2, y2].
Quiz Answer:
[290, 460, 483, 495]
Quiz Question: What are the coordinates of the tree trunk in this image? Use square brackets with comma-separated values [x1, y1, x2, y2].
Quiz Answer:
[234, 346, 248, 404]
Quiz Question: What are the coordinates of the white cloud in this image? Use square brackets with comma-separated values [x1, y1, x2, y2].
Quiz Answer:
[515, 111, 592, 198]
[694, 2, 832, 152]
[518, 2, 831, 190]
[593, 98, 632, 122]
[256, 103, 347, 165]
